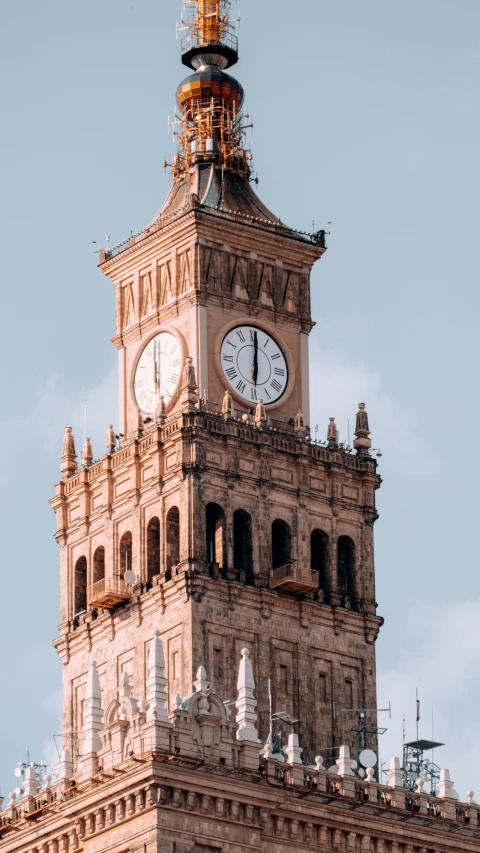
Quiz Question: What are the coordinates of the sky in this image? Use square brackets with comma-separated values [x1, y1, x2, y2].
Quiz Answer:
[1, 0, 479, 799]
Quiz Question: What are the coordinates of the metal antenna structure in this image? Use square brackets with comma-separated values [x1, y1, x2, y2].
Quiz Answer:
[265, 677, 300, 758]
[338, 703, 391, 780]
[402, 692, 444, 796]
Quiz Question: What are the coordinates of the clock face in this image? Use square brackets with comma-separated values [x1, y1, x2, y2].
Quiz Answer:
[134, 332, 181, 415]
[220, 325, 288, 405]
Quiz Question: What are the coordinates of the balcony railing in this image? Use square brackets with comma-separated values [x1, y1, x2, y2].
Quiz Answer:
[88, 578, 131, 610]
[271, 564, 319, 595]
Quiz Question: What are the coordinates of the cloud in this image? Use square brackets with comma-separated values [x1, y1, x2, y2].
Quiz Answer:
[378, 598, 480, 798]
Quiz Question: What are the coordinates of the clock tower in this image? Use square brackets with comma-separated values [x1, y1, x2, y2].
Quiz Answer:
[51, 0, 382, 773]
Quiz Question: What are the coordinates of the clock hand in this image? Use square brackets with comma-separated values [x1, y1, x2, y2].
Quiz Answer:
[253, 331, 259, 386]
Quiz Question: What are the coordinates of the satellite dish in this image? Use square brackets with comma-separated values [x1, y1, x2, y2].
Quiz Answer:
[14, 768, 22, 778]
[124, 570, 136, 585]
[358, 767, 365, 778]
[359, 749, 378, 768]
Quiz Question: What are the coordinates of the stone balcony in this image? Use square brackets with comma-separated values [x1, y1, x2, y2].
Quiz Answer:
[87, 578, 131, 610]
[271, 563, 319, 595]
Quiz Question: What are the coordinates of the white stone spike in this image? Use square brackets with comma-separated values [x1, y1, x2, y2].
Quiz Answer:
[236, 648, 260, 743]
[437, 768, 459, 801]
[146, 630, 169, 723]
[83, 660, 103, 755]
[386, 756, 404, 788]
[194, 665, 209, 694]
[335, 745, 357, 777]
[55, 749, 74, 781]
[284, 732, 302, 764]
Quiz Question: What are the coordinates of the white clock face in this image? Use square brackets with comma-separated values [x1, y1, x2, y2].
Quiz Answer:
[134, 332, 181, 415]
[220, 325, 288, 405]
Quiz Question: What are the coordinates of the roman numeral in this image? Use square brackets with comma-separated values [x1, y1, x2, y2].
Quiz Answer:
[171, 374, 179, 384]
[271, 353, 281, 361]
[146, 348, 152, 357]
[264, 339, 270, 348]
[136, 379, 144, 388]
[236, 380, 246, 394]
[251, 387, 257, 400]
[236, 330, 246, 342]
[271, 379, 282, 393]
[274, 368, 285, 376]
[170, 344, 178, 354]
[226, 340, 237, 350]
[223, 355, 234, 363]
[249, 330, 255, 341]
[139, 390, 147, 402]
[264, 388, 272, 400]
[226, 368, 238, 380]
[146, 397, 152, 410]
[173, 359, 180, 368]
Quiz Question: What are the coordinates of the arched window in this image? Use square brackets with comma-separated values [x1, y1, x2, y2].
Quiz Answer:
[337, 536, 355, 598]
[74, 556, 87, 615]
[206, 503, 225, 569]
[234, 509, 253, 585]
[119, 532, 133, 578]
[166, 507, 180, 573]
[311, 530, 329, 592]
[272, 519, 291, 571]
[93, 547, 105, 584]
[147, 517, 160, 583]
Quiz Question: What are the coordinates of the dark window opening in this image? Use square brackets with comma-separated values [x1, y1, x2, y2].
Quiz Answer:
[213, 648, 223, 679]
[93, 547, 105, 585]
[337, 536, 355, 599]
[233, 509, 253, 585]
[345, 678, 354, 710]
[147, 517, 160, 583]
[311, 529, 329, 592]
[74, 556, 87, 616]
[272, 519, 292, 571]
[319, 673, 327, 703]
[206, 503, 225, 570]
[119, 532, 133, 578]
[166, 507, 180, 574]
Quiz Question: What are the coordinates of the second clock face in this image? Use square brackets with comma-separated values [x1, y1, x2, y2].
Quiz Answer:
[220, 325, 288, 405]
[134, 332, 181, 415]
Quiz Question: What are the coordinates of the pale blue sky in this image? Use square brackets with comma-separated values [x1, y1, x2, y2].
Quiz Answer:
[1, 0, 479, 795]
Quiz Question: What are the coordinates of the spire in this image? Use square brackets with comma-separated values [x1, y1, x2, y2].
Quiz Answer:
[60, 427, 77, 478]
[181, 357, 199, 412]
[83, 660, 103, 756]
[155, 395, 167, 425]
[294, 409, 306, 437]
[146, 631, 169, 723]
[222, 389, 234, 419]
[254, 399, 267, 428]
[353, 403, 372, 455]
[235, 648, 260, 743]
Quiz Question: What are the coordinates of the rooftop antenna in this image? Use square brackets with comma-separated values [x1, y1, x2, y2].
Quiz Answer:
[266, 677, 300, 758]
[403, 691, 445, 795]
[338, 703, 391, 781]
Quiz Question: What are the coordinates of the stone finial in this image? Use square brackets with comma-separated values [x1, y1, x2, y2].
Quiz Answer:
[327, 417, 338, 447]
[106, 424, 116, 454]
[235, 648, 260, 743]
[336, 745, 357, 777]
[386, 756, 404, 788]
[137, 408, 144, 436]
[60, 427, 77, 478]
[155, 396, 167, 425]
[466, 790, 476, 804]
[174, 693, 183, 710]
[8, 792, 16, 807]
[181, 357, 199, 412]
[146, 630, 169, 723]
[82, 437, 93, 468]
[55, 748, 74, 781]
[314, 755, 325, 771]
[254, 399, 267, 428]
[83, 661, 103, 755]
[194, 665, 209, 695]
[23, 764, 40, 798]
[366, 767, 376, 783]
[284, 732, 303, 765]
[183, 356, 198, 390]
[222, 389, 234, 419]
[294, 409, 306, 437]
[415, 777, 425, 793]
[437, 769, 459, 801]
[354, 403, 372, 455]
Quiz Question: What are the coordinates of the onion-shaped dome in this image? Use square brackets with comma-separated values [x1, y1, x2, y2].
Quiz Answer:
[176, 65, 244, 110]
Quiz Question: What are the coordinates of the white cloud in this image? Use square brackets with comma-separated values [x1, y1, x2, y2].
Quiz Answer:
[379, 598, 480, 799]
